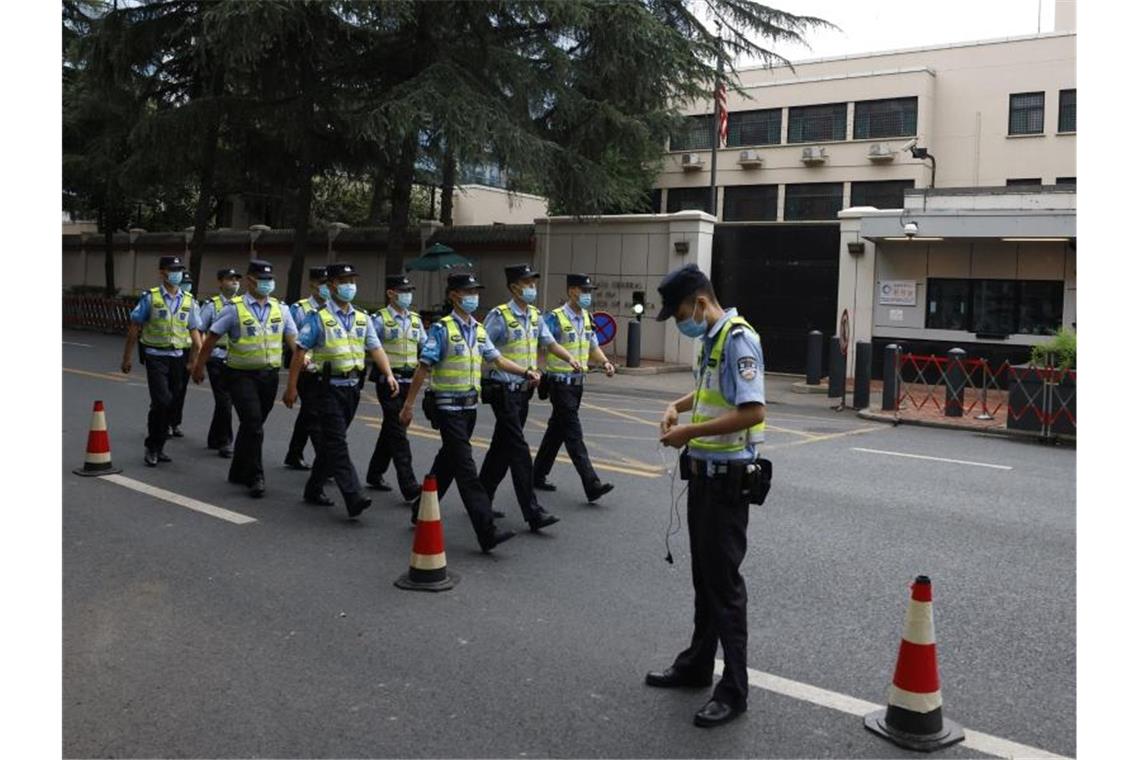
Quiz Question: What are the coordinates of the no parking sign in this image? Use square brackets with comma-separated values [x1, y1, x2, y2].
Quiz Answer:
[592, 311, 617, 347]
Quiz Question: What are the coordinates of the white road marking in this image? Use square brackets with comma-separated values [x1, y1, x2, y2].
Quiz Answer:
[851, 447, 1012, 470]
[63, 341, 94, 347]
[100, 474, 257, 525]
[714, 661, 1070, 759]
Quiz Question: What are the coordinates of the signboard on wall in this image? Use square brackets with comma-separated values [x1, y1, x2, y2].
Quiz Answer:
[879, 280, 917, 306]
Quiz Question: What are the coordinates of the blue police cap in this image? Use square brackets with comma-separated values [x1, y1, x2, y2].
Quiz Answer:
[247, 259, 273, 279]
[447, 272, 484, 291]
[327, 263, 358, 279]
[216, 268, 240, 280]
[505, 263, 540, 283]
[656, 264, 711, 321]
[566, 273, 595, 291]
[159, 255, 185, 271]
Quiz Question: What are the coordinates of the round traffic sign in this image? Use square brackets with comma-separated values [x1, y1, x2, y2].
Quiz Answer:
[839, 309, 850, 356]
[592, 311, 617, 347]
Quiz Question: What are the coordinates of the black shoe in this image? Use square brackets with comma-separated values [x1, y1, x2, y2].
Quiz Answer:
[492, 509, 506, 519]
[693, 699, 745, 728]
[169, 426, 184, 438]
[480, 527, 517, 554]
[346, 494, 372, 518]
[304, 489, 334, 506]
[144, 450, 158, 467]
[228, 474, 251, 486]
[534, 478, 556, 492]
[585, 482, 614, 503]
[156, 450, 172, 463]
[401, 484, 423, 503]
[367, 476, 393, 491]
[284, 454, 310, 470]
[218, 446, 233, 458]
[527, 509, 560, 532]
[645, 667, 713, 689]
[250, 478, 266, 498]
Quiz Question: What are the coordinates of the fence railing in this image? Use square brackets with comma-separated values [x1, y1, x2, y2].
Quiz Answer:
[63, 295, 134, 334]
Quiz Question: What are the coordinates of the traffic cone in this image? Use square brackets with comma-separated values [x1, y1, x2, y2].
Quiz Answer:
[864, 575, 964, 752]
[73, 400, 122, 477]
[394, 475, 458, 592]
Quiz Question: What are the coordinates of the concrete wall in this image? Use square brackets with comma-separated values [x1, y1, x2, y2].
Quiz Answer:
[451, 185, 549, 227]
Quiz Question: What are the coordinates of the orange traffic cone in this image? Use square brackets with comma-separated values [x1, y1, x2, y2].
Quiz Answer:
[73, 400, 122, 477]
[394, 475, 458, 592]
[864, 575, 964, 752]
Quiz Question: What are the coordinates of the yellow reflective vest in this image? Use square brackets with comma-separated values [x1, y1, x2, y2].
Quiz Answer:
[690, 316, 766, 454]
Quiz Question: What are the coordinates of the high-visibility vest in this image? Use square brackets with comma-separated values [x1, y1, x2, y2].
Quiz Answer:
[139, 287, 192, 349]
[431, 315, 488, 394]
[310, 305, 369, 375]
[546, 306, 592, 374]
[294, 297, 321, 318]
[376, 305, 424, 371]
[690, 316, 766, 453]
[209, 294, 238, 349]
[491, 302, 540, 370]
[226, 298, 285, 370]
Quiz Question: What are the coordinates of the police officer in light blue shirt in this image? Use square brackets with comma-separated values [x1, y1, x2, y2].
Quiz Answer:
[197, 267, 242, 456]
[166, 270, 199, 439]
[283, 266, 330, 471]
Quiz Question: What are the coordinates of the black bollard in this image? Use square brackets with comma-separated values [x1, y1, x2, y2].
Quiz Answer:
[805, 330, 823, 385]
[853, 341, 872, 409]
[944, 347, 967, 417]
[882, 344, 900, 412]
[626, 319, 642, 369]
[828, 336, 845, 399]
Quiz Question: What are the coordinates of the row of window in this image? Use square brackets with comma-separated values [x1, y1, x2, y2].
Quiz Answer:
[671, 96, 918, 151]
[1009, 90, 1076, 135]
[1007, 177, 1076, 187]
[663, 180, 915, 221]
[926, 278, 1064, 336]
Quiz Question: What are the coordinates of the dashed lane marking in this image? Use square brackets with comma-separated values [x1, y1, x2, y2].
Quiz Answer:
[98, 474, 258, 525]
[64, 367, 129, 383]
[851, 447, 1013, 471]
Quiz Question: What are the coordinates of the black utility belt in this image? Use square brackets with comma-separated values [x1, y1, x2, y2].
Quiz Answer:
[549, 374, 584, 386]
[483, 378, 528, 393]
[431, 391, 478, 408]
[679, 450, 773, 506]
[327, 371, 362, 380]
[393, 368, 417, 379]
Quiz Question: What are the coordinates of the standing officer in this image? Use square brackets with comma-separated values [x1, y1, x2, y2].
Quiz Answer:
[479, 264, 581, 532]
[120, 255, 202, 466]
[191, 260, 297, 498]
[399, 272, 539, 553]
[648, 264, 767, 729]
[196, 268, 242, 457]
[365, 274, 425, 502]
[284, 266, 330, 471]
[167, 270, 197, 439]
[284, 263, 399, 519]
[532, 273, 616, 502]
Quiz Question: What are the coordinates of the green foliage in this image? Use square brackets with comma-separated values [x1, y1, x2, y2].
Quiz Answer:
[1030, 327, 1076, 370]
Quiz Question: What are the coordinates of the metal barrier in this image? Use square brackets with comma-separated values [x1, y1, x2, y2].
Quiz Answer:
[885, 350, 1076, 439]
[62, 295, 134, 334]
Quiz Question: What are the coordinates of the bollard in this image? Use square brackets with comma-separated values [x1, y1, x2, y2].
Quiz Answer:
[805, 330, 823, 385]
[827, 336, 845, 399]
[944, 347, 967, 417]
[626, 319, 642, 369]
[853, 341, 872, 409]
[882, 344, 900, 412]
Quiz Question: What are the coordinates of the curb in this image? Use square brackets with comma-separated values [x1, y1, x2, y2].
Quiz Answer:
[856, 409, 1076, 444]
[790, 381, 829, 395]
[615, 364, 692, 376]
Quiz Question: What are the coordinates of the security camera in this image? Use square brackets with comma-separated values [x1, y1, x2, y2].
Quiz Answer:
[903, 222, 919, 238]
[899, 138, 917, 154]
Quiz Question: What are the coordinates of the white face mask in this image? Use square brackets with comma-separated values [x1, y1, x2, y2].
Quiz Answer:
[396, 292, 413, 309]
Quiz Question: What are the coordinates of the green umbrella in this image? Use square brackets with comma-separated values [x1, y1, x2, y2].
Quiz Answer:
[404, 243, 472, 272]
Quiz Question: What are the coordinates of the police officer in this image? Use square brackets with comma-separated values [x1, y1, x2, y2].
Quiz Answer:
[196, 268, 242, 457]
[647, 264, 767, 729]
[399, 272, 539, 553]
[480, 264, 582, 532]
[121, 255, 202, 466]
[284, 266, 330, 471]
[532, 273, 616, 502]
[167, 270, 197, 439]
[284, 263, 399, 519]
[191, 260, 298, 498]
[365, 274, 425, 502]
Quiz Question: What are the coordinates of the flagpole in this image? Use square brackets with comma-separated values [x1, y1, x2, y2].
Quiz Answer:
[708, 23, 723, 219]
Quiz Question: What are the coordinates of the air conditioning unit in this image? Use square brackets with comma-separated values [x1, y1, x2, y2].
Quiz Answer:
[680, 153, 704, 170]
[801, 146, 828, 164]
[738, 150, 764, 168]
[867, 142, 895, 162]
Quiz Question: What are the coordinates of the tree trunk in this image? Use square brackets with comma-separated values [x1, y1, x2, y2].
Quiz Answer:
[385, 130, 418, 280]
[287, 58, 315, 305]
[188, 68, 225, 288]
[101, 206, 116, 297]
[440, 146, 457, 226]
[367, 170, 387, 226]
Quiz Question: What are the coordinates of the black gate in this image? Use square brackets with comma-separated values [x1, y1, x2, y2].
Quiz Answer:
[711, 224, 840, 373]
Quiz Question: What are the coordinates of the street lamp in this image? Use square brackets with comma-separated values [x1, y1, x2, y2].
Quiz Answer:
[627, 291, 646, 368]
[908, 145, 937, 188]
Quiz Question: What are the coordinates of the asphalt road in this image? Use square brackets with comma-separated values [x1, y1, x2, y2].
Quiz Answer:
[62, 330, 1075, 758]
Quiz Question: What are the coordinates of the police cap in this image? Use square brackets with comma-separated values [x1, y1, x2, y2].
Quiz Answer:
[655, 264, 711, 321]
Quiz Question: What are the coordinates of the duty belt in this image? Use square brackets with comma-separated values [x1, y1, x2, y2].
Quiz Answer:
[550, 374, 584, 386]
[688, 458, 750, 479]
[436, 391, 479, 408]
[485, 378, 528, 392]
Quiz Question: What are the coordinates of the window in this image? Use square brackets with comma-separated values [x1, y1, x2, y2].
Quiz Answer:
[850, 180, 915, 210]
[1018, 281, 1065, 335]
[727, 108, 782, 147]
[1009, 92, 1045, 135]
[650, 188, 663, 213]
[1006, 178, 1042, 186]
[853, 97, 918, 139]
[670, 115, 713, 152]
[784, 183, 843, 221]
[1058, 89, 1076, 132]
[666, 186, 711, 214]
[1056, 177, 1076, 187]
[787, 103, 847, 143]
[972, 279, 1019, 336]
[926, 279, 972, 331]
[723, 185, 777, 221]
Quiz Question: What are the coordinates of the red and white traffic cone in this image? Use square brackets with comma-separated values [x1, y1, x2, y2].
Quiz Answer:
[73, 400, 122, 477]
[394, 475, 458, 592]
[864, 575, 964, 752]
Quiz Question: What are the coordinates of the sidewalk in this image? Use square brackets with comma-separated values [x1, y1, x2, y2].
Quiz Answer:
[594, 367, 841, 409]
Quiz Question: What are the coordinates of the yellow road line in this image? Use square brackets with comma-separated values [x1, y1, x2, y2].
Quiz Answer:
[64, 367, 128, 383]
[579, 400, 661, 428]
[762, 426, 881, 451]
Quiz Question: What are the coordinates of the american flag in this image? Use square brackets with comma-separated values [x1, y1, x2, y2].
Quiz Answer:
[715, 82, 728, 148]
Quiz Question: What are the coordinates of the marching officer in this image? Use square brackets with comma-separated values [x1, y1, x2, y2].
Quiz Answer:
[167, 270, 197, 439]
[284, 266, 330, 471]
[196, 267, 242, 457]
[648, 264, 767, 728]
[399, 272, 539, 553]
[191, 260, 297, 498]
[284, 263, 399, 519]
[121, 255, 202, 466]
[479, 263, 581, 532]
[365, 274, 425, 502]
[532, 273, 616, 502]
